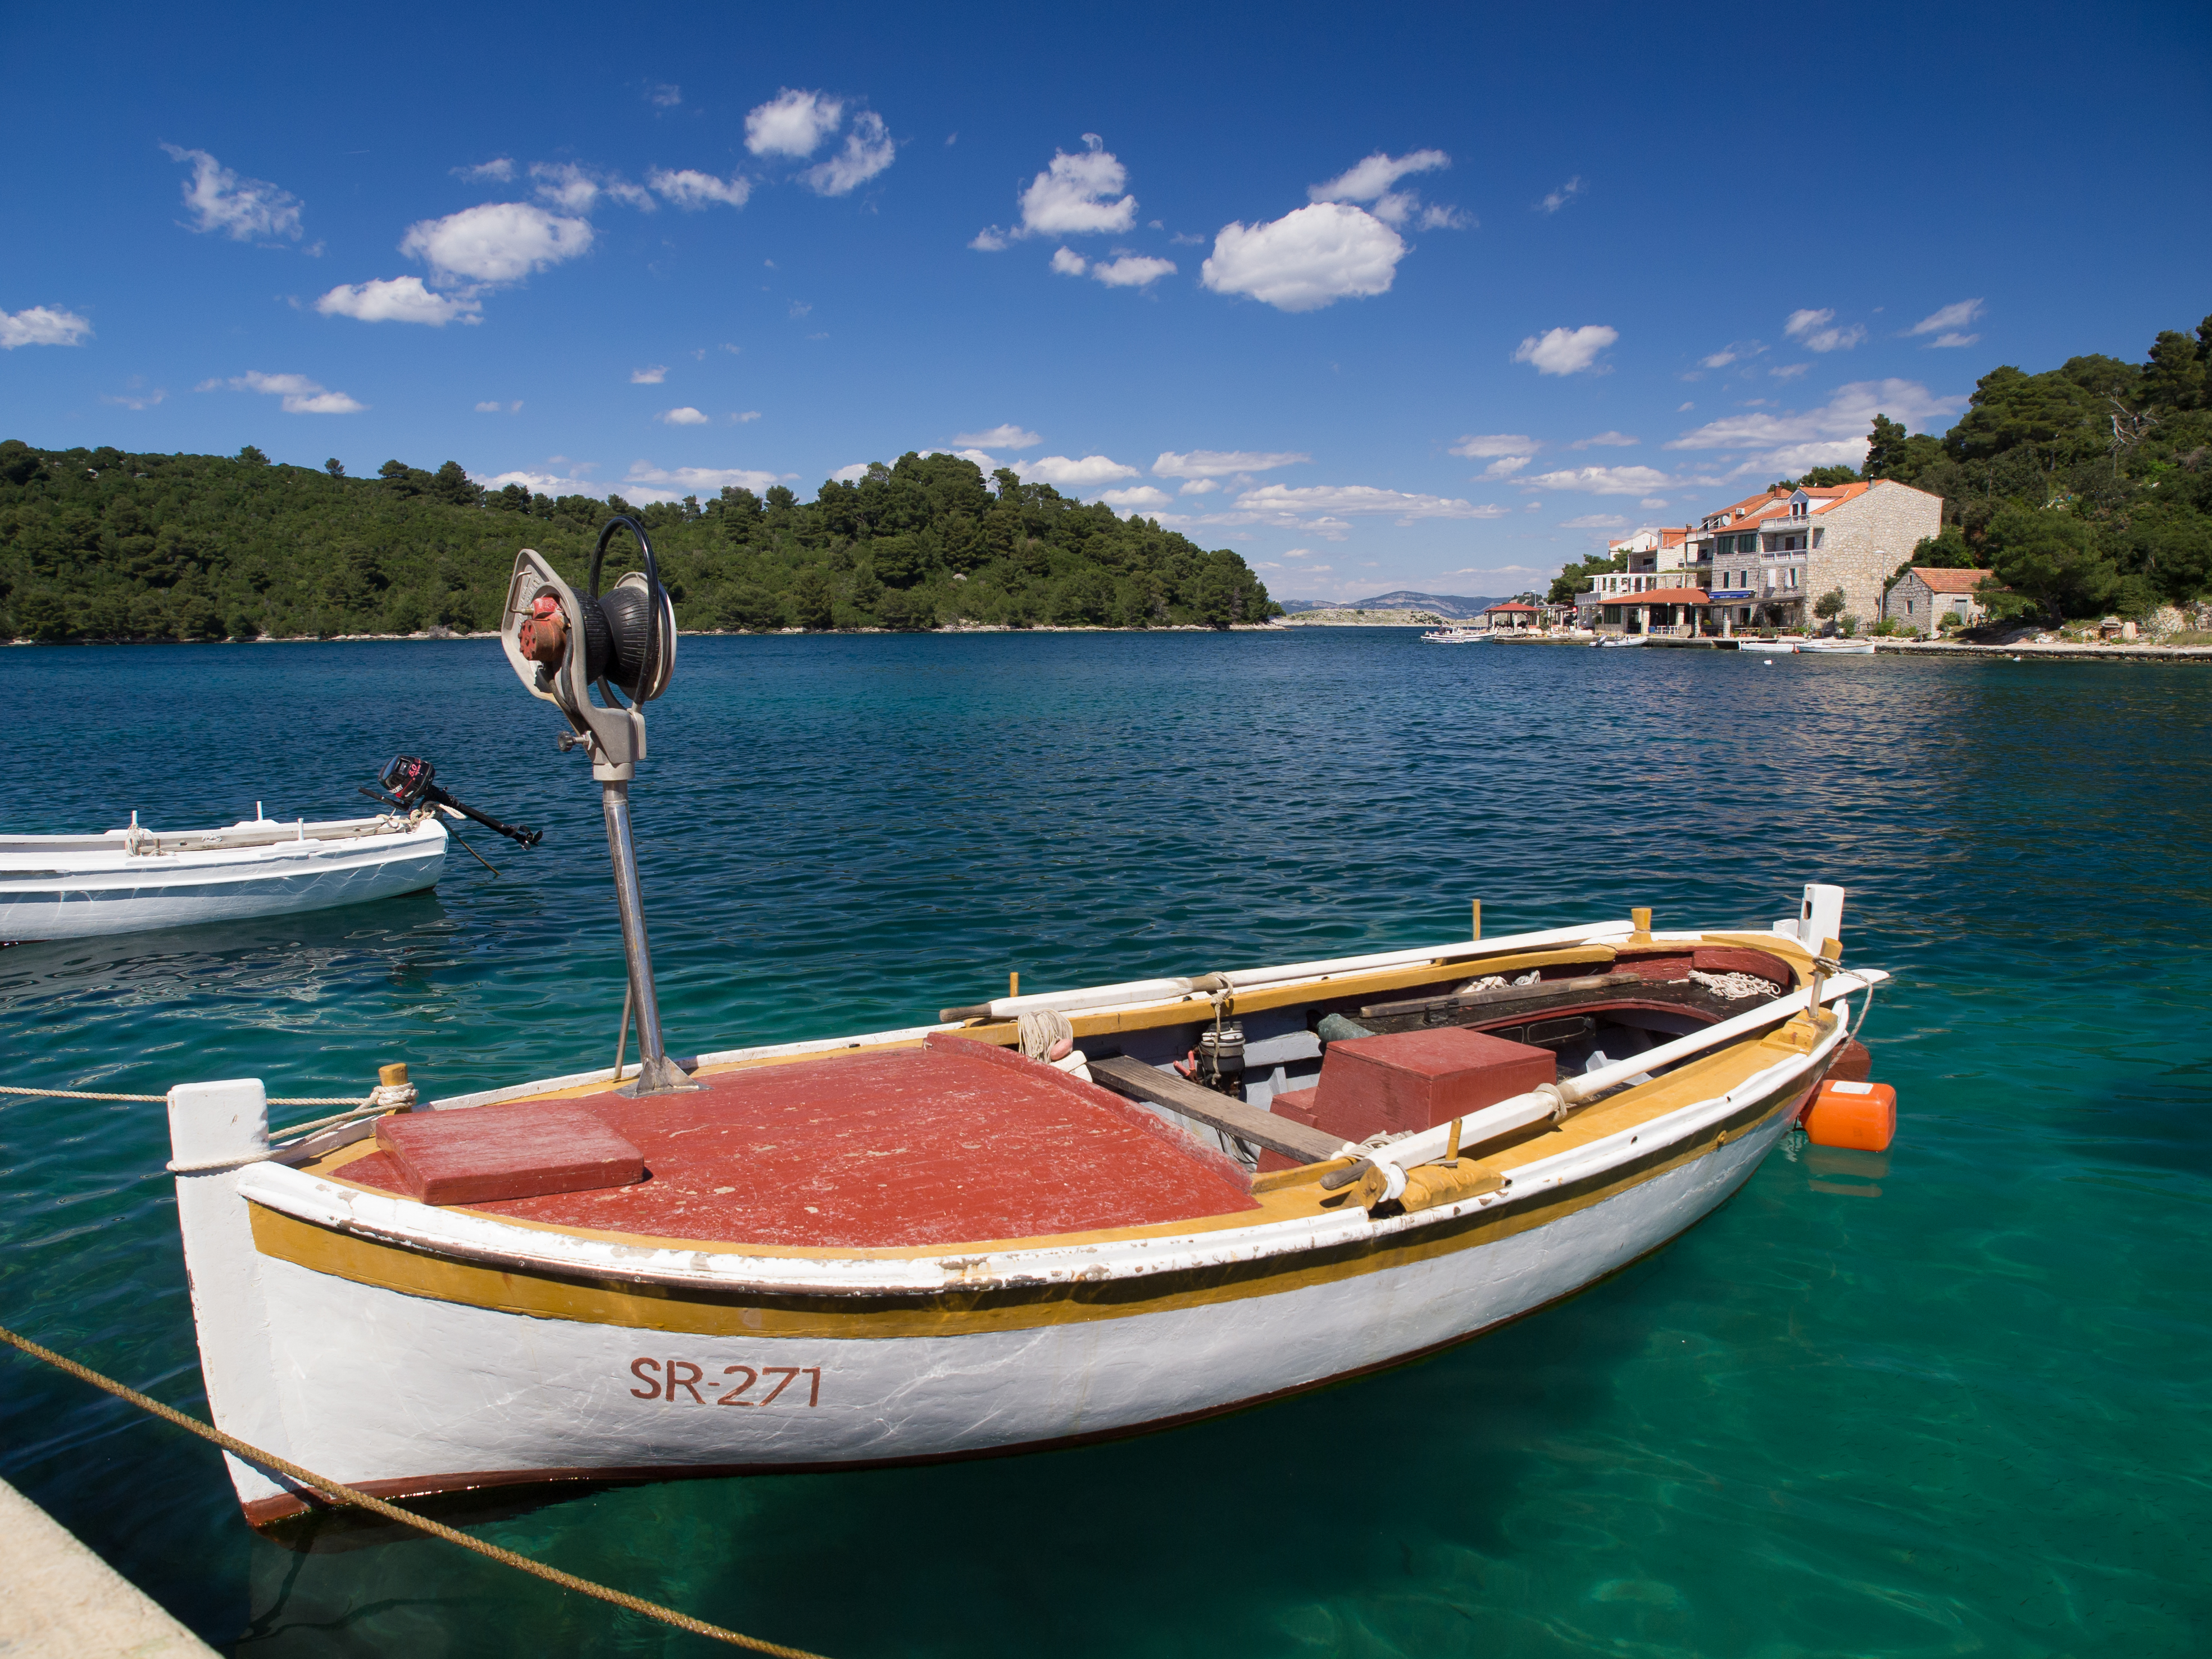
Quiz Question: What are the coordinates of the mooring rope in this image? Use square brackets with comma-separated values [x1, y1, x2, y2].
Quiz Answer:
[0, 1085, 364, 1106]
[0, 1322, 829, 1659]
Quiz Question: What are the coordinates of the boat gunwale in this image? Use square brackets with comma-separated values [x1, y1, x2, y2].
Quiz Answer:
[238, 1007, 1848, 1301]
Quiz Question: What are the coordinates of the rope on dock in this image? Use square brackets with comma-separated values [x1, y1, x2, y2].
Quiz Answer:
[0, 1321, 830, 1659]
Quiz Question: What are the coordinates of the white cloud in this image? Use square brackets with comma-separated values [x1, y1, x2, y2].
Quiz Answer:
[747, 89, 843, 158]
[1748, 440, 1872, 474]
[969, 228, 1010, 251]
[1570, 430, 1638, 448]
[456, 158, 514, 182]
[1099, 485, 1175, 510]
[1537, 176, 1584, 214]
[1909, 298, 1984, 338]
[1482, 456, 1531, 478]
[1701, 349, 1738, 370]
[1307, 148, 1453, 229]
[475, 401, 503, 412]
[1092, 254, 1175, 287]
[1513, 325, 1617, 375]
[650, 169, 751, 210]
[220, 370, 364, 414]
[477, 468, 596, 497]
[1051, 246, 1088, 276]
[161, 145, 303, 242]
[1283, 547, 1316, 557]
[1020, 453, 1141, 488]
[1202, 203, 1405, 312]
[1928, 332, 1979, 349]
[1522, 464, 1675, 494]
[315, 275, 480, 325]
[1449, 434, 1535, 458]
[1639, 497, 1669, 508]
[802, 110, 895, 196]
[955, 424, 1041, 449]
[1018, 137, 1137, 237]
[1, 305, 93, 348]
[1153, 449, 1311, 478]
[730, 411, 761, 423]
[1663, 379, 1965, 458]
[102, 385, 166, 410]
[647, 83, 682, 108]
[624, 461, 783, 502]
[632, 366, 667, 384]
[1560, 513, 1626, 529]
[1783, 308, 1865, 352]
[1179, 479, 1219, 495]
[831, 463, 870, 483]
[1232, 483, 1507, 523]
[656, 406, 710, 425]
[400, 202, 593, 284]
[529, 162, 652, 214]
[1770, 362, 1810, 380]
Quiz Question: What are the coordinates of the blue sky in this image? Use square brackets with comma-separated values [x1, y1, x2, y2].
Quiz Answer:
[4, 2, 2207, 602]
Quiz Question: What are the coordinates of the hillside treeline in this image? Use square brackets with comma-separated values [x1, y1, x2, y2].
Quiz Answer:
[1864, 312, 2212, 618]
[0, 444, 1278, 642]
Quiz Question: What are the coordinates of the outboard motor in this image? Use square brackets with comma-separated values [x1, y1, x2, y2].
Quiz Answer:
[369, 754, 542, 847]
[499, 517, 696, 1097]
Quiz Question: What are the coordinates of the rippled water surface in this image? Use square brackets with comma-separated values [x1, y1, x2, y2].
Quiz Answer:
[3, 631, 2208, 1657]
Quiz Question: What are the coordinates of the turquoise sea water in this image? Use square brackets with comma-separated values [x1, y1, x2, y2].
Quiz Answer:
[2, 630, 2207, 1657]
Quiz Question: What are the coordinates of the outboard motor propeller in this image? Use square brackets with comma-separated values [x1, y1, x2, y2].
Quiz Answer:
[499, 517, 696, 1097]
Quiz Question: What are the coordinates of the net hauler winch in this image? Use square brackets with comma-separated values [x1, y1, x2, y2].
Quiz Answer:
[498, 517, 695, 1098]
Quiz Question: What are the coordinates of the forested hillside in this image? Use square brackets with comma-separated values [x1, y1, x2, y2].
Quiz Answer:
[1862, 312, 2212, 618]
[0, 444, 1278, 642]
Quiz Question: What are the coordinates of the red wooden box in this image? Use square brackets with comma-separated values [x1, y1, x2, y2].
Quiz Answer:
[374, 1102, 647, 1206]
[1310, 1026, 1556, 1143]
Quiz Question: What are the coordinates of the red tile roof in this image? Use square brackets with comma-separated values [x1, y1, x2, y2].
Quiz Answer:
[1484, 602, 1539, 613]
[1597, 587, 1709, 605]
[1906, 566, 1994, 594]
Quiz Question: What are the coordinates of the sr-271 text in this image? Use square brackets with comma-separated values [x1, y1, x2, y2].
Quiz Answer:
[630, 1357, 823, 1406]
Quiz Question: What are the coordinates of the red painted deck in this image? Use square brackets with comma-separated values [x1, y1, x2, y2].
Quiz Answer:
[335, 1034, 1259, 1248]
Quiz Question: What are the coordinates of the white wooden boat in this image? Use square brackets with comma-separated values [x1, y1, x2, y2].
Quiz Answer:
[0, 812, 447, 943]
[161, 520, 1895, 1527]
[1737, 638, 1799, 653]
[1596, 633, 1648, 648]
[1420, 626, 1491, 643]
[1797, 638, 1877, 656]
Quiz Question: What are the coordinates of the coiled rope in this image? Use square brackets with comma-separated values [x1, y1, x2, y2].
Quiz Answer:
[0, 1322, 828, 1659]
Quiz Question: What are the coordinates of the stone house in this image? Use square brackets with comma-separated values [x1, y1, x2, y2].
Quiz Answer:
[1686, 480, 1943, 631]
[1884, 566, 1995, 634]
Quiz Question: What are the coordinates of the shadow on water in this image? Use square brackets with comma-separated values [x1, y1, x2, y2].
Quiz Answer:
[0, 894, 455, 996]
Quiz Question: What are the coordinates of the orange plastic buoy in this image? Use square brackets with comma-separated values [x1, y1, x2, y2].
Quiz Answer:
[1802, 1079, 1896, 1151]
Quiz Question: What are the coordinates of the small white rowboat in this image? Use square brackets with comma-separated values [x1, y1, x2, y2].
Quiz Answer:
[161, 522, 1896, 1528]
[0, 812, 447, 943]
[168, 890, 1886, 1526]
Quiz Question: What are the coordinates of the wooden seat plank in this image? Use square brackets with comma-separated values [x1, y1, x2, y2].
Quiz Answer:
[1088, 1055, 1345, 1165]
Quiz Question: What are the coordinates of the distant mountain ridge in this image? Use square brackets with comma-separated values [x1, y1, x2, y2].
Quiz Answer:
[1277, 590, 1503, 619]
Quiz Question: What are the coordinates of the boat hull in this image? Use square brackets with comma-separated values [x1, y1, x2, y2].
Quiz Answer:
[218, 1056, 1814, 1522]
[0, 825, 446, 942]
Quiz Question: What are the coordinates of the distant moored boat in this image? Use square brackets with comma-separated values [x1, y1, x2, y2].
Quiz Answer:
[0, 812, 447, 943]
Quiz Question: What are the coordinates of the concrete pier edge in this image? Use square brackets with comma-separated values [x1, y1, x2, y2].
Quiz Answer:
[0, 1476, 217, 1657]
